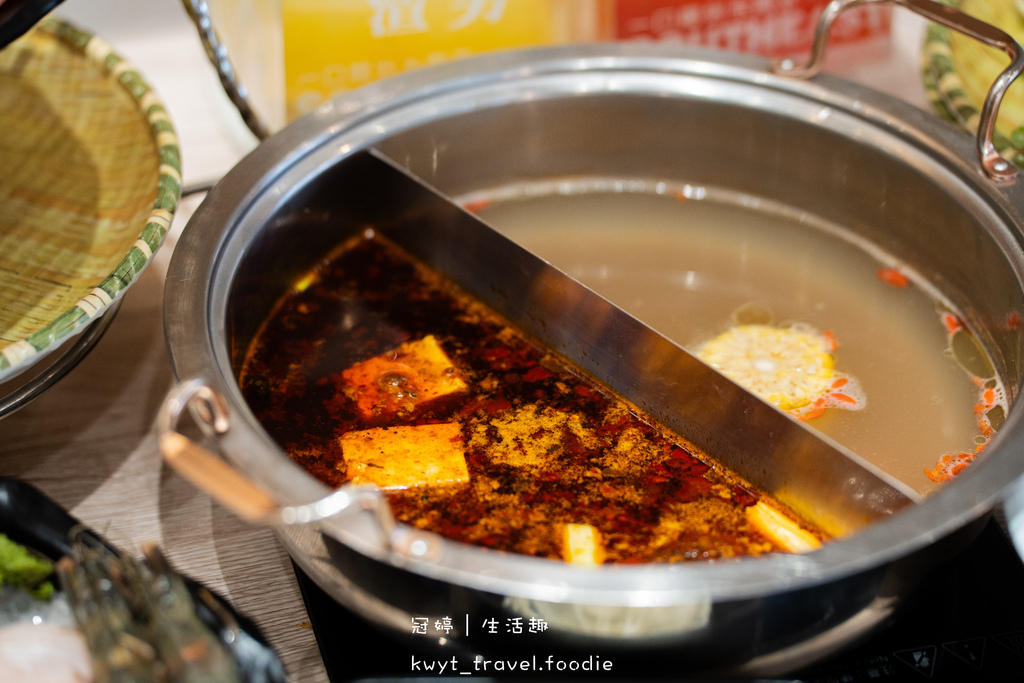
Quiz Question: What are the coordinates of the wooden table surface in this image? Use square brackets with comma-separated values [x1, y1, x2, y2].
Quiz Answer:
[0, 195, 329, 681]
[0, 3, 939, 681]
[0, 4, 333, 680]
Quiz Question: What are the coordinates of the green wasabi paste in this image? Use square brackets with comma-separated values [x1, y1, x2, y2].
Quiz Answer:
[0, 533, 54, 600]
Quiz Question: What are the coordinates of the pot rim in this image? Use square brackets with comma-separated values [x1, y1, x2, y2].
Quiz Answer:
[164, 43, 1024, 606]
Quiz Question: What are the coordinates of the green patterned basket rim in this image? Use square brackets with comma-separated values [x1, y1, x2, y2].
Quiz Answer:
[921, 0, 1024, 169]
[0, 17, 182, 383]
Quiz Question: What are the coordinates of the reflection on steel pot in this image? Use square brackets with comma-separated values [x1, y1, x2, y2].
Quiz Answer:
[161, 2, 1024, 675]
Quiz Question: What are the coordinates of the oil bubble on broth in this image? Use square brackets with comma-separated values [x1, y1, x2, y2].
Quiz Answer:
[462, 178, 1007, 496]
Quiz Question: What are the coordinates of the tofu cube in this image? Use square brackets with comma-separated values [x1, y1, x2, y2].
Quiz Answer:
[342, 335, 467, 420]
[745, 501, 822, 554]
[562, 523, 605, 566]
[341, 422, 469, 490]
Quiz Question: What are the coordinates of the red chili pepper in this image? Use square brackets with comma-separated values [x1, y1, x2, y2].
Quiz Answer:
[481, 347, 510, 361]
[485, 396, 511, 414]
[462, 198, 492, 213]
[523, 365, 555, 382]
[876, 268, 908, 287]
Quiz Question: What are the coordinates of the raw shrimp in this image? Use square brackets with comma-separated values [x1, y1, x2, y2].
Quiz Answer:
[0, 620, 94, 683]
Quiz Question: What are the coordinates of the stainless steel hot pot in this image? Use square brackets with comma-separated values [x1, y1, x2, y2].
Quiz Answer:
[160, 1, 1024, 674]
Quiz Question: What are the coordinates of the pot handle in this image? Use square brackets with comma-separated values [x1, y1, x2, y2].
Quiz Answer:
[157, 379, 442, 561]
[774, 0, 1024, 182]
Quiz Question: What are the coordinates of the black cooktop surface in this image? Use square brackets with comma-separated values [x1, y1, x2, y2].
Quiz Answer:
[295, 518, 1024, 682]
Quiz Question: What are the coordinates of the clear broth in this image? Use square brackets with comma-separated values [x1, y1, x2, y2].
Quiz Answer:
[466, 180, 1002, 496]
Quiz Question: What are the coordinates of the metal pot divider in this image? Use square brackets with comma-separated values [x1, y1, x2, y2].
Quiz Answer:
[159, 0, 1024, 673]
[163, 0, 1024, 554]
[157, 148, 918, 557]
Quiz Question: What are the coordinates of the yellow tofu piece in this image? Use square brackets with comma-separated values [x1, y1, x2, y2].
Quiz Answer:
[342, 335, 468, 420]
[341, 422, 469, 490]
[745, 501, 822, 554]
[562, 523, 605, 566]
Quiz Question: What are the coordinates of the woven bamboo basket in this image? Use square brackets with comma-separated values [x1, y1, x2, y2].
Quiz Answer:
[922, 0, 1024, 168]
[0, 17, 181, 382]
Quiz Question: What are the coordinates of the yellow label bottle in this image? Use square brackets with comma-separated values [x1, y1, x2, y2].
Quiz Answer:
[282, 0, 603, 120]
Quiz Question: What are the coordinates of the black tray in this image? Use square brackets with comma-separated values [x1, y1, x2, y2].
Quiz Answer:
[0, 476, 286, 683]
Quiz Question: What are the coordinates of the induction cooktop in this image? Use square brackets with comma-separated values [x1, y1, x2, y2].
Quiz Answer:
[295, 517, 1024, 682]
